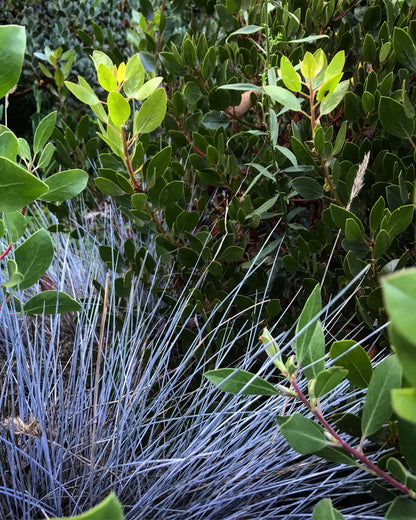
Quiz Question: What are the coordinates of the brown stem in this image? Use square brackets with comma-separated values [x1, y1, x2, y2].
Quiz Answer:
[121, 127, 141, 191]
[290, 377, 411, 496]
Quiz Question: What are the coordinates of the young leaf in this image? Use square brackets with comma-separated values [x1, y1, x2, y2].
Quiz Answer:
[38, 169, 88, 202]
[204, 368, 280, 395]
[4, 259, 24, 288]
[33, 111, 57, 156]
[316, 73, 343, 102]
[50, 494, 123, 519]
[123, 54, 145, 98]
[91, 50, 113, 71]
[314, 367, 348, 398]
[65, 80, 100, 106]
[133, 88, 167, 134]
[24, 290, 82, 315]
[97, 63, 117, 91]
[14, 229, 54, 290]
[300, 52, 318, 79]
[312, 498, 346, 519]
[320, 80, 349, 115]
[279, 413, 327, 454]
[107, 91, 131, 127]
[130, 77, 163, 101]
[295, 285, 325, 380]
[361, 355, 402, 437]
[280, 56, 301, 92]
[325, 51, 345, 81]
[329, 340, 372, 388]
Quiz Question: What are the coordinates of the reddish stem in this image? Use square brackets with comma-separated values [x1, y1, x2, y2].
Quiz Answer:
[290, 377, 410, 496]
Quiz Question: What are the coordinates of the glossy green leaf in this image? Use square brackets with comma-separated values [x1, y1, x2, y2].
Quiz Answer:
[14, 229, 54, 290]
[132, 77, 163, 101]
[392, 389, 416, 424]
[392, 27, 416, 73]
[133, 88, 167, 134]
[263, 85, 302, 111]
[0, 157, 48, 211]
[329, 340, 372, 389]
[301, 52, 318, 79]
[312, 498, 346, 519]
[107, 91, 131, 127]
[280, 56, 301, 92]
[279, 413, 327, 454]
[385, 497, 416, 519]
[38, 169, 88, 202]
[320, 80, 349, 115]
[345, 217, 365, 242]
[0, 25, 26, 99]
[24, 290, 81, 316]
[325, 51, 345, 81]
[316, 73, 343, 102]
[362, 355, 402, 437]
[291, 177, 323, 199]
[295, 285, 325, 380]
[33, 111, 57, 155]
[204, 368, 280, 395]
[379, 97, 415, 139]
[97, 63, 117, 91]
[314, 367, 348, 398]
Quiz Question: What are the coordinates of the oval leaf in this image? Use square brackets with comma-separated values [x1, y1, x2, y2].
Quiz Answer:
[329, 340, 372, 389]
[38, 169, 88, 202]
[14, 229, 54, 290]
[204, 368, 280, 395]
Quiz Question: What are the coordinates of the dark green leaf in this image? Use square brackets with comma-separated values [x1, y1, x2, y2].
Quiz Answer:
[38, 169, 88, 202]
[24, 290, 81, 315]
[385, 497, 416, 520]
[379, 97, 415, 139]
[329, 340, 372, 389]
[279, 413, 327, 454]
[314, 367, 348, 398]
[219, 245, 245, 262]
[393, 27, 416, 73]
[14, 229, 54, 290]
[159, 180, 184, 207]
[291, 177, 323, 199]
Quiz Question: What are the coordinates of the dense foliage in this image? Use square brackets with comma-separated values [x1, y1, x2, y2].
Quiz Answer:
[1, 0, 416, 518]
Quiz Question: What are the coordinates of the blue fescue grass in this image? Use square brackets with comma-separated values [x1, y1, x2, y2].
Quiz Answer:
[0, 197, 388, 519]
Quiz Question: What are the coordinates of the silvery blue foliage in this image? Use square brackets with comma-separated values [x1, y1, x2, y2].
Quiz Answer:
[0, 198, 387, 519]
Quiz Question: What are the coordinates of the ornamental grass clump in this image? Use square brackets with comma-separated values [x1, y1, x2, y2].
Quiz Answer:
[0, 197, 390, 519]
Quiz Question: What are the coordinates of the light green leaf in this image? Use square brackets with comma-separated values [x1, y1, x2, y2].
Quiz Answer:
[14, 229, 54, 290]
[38, 169, 88, 202]
[107, 91, 131, 127]
[385, 497, 416, 520]
[387, 457, 416, 490]
[4, 259, 24, 288]
[218, 82, 263, 92]
[123, 54, 145, 98]
[301, 52, 317, 79]
[226, 25, 263, 42]
[0, 127, 19, 161]
[2, 210, 26, 242]
[280, 56, 301, 92]
[392, 389, 416, 424]
[97, 63, 117, 91]
[130, 77, 163, 101]
[91, 50, 113, 71]
[37, 142, 56, 170]
[0, 25, 26, 99]
[204, 368, 280, 395]
[279, 413, 327, 454]
[325, 51, 345, 81]
[17, 138, 31, 162]
[133, 88, 167, 134]
[33, 111, 57, 155]
[314, 367, 348, 398]
[64, 80, 100, 106]
[362, 355, 402, 437]
[316, 73, 343, 102]
[264, 85, 302, 111]
[0, 157, 48, 211]
[320, 80, 349, 116]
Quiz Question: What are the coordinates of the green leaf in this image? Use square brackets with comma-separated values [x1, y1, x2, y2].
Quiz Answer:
[226, 25, 263, 42]
[332, 120, 347, 156]
[38, 142, 56, 170]
[314, 446, 357, 467]
[123, 54, 145, 98]
[219, 245, 245, 262]
[0, 127, 19, 161]
[33, 111, 57, 156]
[95, 177, 126, 197]
[52, 493, 123, 519]
[159, 180, 184, 207]
[202, 111, 230, 130]
[316, 73, 343, 102]
[385, 205, 414, 237]
[23, 291, 81, 315]
[330, 204, 362, 232]
[133, 88, 167, 134]
[0, 25, 26, 99]
[379, 97, 415, 139]
[374, 229, 391, 258]
[300, 52, 318, 79]
[2, 210, 26, 242]
[398, 419, 416, 471]
[131, 193, 148, 211]
[279, 413, 327, 454]
[369, 196, 386, 235]
[64, 79, 100, 106]
[264, 85, 302, 111]
[392, 27, 416, 73]
[97, 63, 117, 91]
[345, 217, 365, 242]
[385, 497, 416, 520]
[107, 91, 131, 127]
[91, 50, 113, 71]
[362, 34, 377, 63]
[291, 177, 323, 199]
[362, 355, 402, 437]
[132, 77, 163, 101]
[325, 51, 345, 81]
[218, 82, 263, 92]
[18, 137, 31, 162]
[4, 259, 24, 288]
[14, 229, 54, 290]
[0, 157, 48, 211]
[312, 498, 346, 519]
[329, 340, 372, 389]
[280, 56, 301, 92]
[295, 285, 325, 380]
[204, 368, 280, 395]
[314, 367, 348, 398]
[320, 80, 349, 116]
[38, 169, 88, 202]
[387, 457, 416, 490]
[175, 211, 199, 233]
[392, 389, 416, 424]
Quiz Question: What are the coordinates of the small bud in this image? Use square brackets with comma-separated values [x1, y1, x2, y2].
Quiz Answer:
[260, 327, 287, 376]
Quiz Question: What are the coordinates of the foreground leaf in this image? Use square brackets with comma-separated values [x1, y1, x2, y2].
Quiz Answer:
[50, 493, 123, 520]
[385, 497, 416, 520]
[38, 169, 88, 202]
[312, 498, 346, 519]
[14, 229, 54, 290]
[0, 25, 26, 99]
[329, 340, 372, 388]
[279, 413, 327, 454]
[204, 368, 280, 395]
